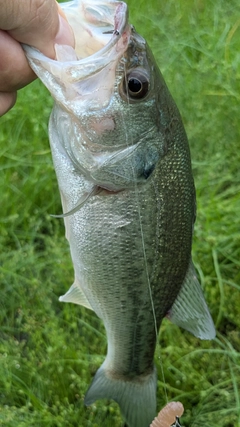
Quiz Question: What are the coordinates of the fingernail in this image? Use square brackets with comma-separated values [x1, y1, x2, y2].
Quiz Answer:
[55, 14, 75, 49]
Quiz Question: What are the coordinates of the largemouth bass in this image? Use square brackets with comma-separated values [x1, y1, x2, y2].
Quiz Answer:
[24, 1, 215, 426]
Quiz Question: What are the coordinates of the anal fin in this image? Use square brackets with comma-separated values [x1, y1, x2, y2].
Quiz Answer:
[59, 279, 93, 310]
[168, 260, 216, 340]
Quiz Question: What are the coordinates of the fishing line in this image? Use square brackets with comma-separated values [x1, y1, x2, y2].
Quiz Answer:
[122, 58, 168, 404]
[152, 178, 169, 404]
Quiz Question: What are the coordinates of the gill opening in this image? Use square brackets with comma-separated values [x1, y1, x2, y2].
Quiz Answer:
[122, 61, 168, 403]
[50, 185, 100, 218]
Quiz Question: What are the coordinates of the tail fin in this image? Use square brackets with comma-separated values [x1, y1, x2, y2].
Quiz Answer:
[84, 364, 157, 427]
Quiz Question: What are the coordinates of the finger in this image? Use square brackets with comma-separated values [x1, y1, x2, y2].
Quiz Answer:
[0, 30, 36, 92]
[0, 91, 17, 116]
[54, 7, 75, 52]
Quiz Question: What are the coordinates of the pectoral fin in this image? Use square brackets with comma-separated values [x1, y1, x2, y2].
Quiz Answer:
[59, 280, 93, 310]
[168, 260, 216, 340]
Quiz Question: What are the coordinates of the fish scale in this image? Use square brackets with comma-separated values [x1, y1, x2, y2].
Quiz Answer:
[23, 1, 215, 426]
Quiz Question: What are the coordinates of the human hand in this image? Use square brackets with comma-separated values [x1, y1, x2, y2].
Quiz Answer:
[0, 0, 75, 116]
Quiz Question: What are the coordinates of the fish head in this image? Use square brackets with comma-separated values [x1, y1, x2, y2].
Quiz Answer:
[24, 0, 172, 192]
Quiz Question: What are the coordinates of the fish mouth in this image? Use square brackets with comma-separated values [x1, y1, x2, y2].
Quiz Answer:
[23, 1, 131, 113]
[64, 1, 129, 63]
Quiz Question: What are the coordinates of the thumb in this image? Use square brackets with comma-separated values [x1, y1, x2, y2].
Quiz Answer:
[6, 0, 75, 58]
[54, 3, 75, 54]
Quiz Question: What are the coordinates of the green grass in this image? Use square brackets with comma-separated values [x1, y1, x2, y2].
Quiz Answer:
[1, 0, 240, 426]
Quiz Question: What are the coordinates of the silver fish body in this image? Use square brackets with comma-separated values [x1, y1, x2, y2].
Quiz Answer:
[24, 1, 215, 426]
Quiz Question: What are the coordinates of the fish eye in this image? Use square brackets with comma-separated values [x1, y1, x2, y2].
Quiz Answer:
[120, 69, 150, 101]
